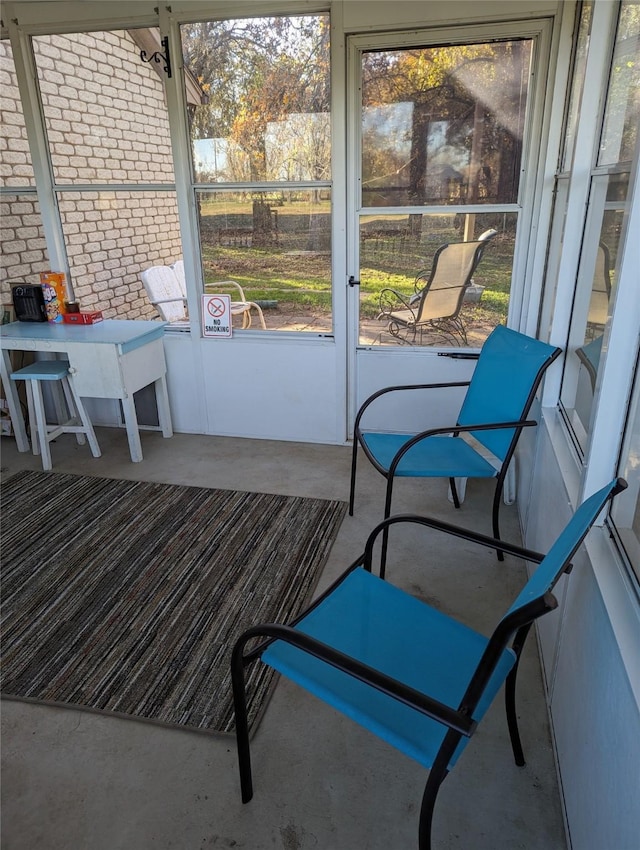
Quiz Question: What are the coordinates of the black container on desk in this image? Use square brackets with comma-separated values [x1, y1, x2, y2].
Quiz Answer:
[11, 284, 48, 322]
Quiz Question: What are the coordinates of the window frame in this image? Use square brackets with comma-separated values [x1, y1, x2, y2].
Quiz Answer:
[542, 0, 640, 592]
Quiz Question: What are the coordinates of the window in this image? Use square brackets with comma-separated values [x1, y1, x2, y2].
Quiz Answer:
[356, 37, 535, 347]
[559, 1, 639, 452]
[612, 353, 640, 586]
[360, 41, 532, 208]
[561, 1, 593, 172]
[27, 29, 184, 322]
[0, 40, 50, 319]
[180, 15, 331, 333]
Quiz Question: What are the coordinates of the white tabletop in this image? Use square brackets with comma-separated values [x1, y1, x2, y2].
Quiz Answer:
[0, 319, 167, 352]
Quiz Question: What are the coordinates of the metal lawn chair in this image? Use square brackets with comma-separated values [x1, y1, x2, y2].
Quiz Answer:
[172, 260, 266, 329]
[377, 229, 497, 345]
[141, 264, 190, 328]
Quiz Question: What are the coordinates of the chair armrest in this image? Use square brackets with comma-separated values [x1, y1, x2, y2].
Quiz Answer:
[378, 288, 414, 317]
[234, 623, 477, 737]
[354, 381, 471, 433]
[387, 419, 538, 476]
[205, 280, 247, 300]
[361, 514, 545, 569]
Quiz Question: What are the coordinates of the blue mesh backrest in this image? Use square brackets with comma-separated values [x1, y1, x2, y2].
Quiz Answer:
[457, 326, 558, 461]
[505, 480, 619, 619]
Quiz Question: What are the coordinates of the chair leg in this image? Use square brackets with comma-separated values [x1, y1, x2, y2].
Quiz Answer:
[492, 478, 504, 562]
[65, 377, 101, 458]
[449, 477, 461, 508]
[60, 376, 86, 445]
[29, 380, 52, 471]
[505, 624, 532, 767]
[349, 439, 359, 516]
[24, 381, 40, 456]
[380, 475, 396, 578]
[249, 302, 267, 329]
[231, 639, 254, 804]
[418, 741, 454, 850]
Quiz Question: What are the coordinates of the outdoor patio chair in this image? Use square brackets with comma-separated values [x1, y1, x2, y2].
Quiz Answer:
[141, 265, 190, 328]
[142, 263, 267, 330]
[586, 243, 612, 336]
[377, 228, 497, 345]
[231, 478, 627, 850]
[349, 325, 562, 562]
[172, 261, 266, 330]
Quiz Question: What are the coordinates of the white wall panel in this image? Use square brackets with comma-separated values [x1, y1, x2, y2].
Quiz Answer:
[552, 563, 640, 850]
[196, 338, 342, 443]
[163, 332, 209, 434]
[354, 348, 475, 433]
[526, 422, 640, 850]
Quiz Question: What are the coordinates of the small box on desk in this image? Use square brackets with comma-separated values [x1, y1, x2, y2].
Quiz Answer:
[62, 311, 103, 325]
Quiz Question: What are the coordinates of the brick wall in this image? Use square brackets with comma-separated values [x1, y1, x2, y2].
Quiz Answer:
[1, 31, 183, 320]
[0, 42, 50, 313]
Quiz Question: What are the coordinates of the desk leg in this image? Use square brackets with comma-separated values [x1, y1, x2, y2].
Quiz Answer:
[155, 375, 173, 438]
[1, 350, 30, 452]
[121, 394, 143, 462]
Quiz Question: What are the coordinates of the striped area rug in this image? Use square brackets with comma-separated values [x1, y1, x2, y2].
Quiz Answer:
[1, 470, 347, 735]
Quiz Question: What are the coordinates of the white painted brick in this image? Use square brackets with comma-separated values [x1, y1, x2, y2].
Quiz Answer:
[3, 240, 27, 254]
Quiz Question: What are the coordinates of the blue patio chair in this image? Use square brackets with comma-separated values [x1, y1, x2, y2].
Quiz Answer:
[349, 325, 562, 561]
[231, 478, 626, 850]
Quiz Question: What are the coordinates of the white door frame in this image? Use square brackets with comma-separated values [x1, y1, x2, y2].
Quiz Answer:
[345, 18, 555, 435]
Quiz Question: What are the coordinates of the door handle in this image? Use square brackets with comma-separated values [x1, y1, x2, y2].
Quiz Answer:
[348, 276, 360, 287]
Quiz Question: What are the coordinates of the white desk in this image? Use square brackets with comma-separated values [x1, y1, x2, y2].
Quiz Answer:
[0, 319, 173, 462]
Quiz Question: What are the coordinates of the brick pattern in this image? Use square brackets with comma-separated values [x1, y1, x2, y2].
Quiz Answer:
[1, 31, 183, 319]
[58, 190, 182, 319]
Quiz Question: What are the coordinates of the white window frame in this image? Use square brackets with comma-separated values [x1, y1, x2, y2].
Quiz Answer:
[346, 18, 555, 346]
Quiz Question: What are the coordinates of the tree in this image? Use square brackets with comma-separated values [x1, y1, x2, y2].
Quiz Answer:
[361, 40, 532, 209]
[181, 15, 330, 246]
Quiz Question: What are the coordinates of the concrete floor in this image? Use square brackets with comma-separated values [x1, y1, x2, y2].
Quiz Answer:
[1, 427, 567, 850]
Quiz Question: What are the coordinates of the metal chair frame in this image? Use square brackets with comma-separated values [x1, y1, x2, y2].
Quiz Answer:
[377, 230, 497, 346]
[349, 325, 562, 563]
[231, 479, 626, 849]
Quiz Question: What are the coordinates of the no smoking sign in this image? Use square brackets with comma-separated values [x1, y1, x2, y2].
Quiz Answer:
[202, 294, 232, 338]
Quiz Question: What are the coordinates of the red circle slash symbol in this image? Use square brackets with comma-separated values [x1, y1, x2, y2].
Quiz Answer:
[207, 297, 226, 318]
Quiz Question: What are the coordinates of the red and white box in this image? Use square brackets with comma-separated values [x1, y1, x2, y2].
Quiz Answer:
[62, 311, 103, 325]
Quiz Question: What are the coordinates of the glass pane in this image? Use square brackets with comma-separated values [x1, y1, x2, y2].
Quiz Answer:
[598, 0, 640, 166]
[562, 2, 593, 171]
[0, 194, 50, 319]
[561, 172, 629, 447]
[181, 16, 330, 183]
[361, 40, 533, 207]
[32, 30, 176, 185]
[612, 353, 640, 585]
[0, 40, 35, 187]
[197, 189, 331, 332]
[57, 190, 183, 321]
[359, 212, 515, 346]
